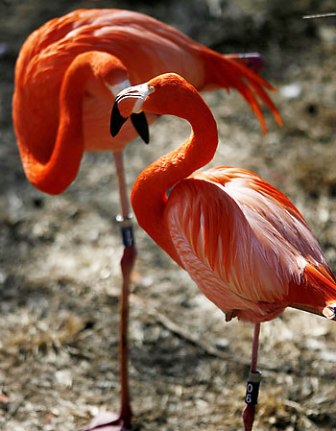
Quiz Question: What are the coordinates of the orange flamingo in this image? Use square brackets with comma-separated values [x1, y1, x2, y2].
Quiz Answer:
[111, 73, 336, 431]
[12, 9, 282, 430]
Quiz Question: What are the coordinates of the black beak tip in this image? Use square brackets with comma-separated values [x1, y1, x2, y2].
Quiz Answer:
[110, 102, 128, 137]
[110, 101, 150, 144]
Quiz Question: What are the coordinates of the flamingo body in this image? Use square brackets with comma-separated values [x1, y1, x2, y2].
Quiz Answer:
[13, 8, 281, 194]
[166, 166, 336, 322]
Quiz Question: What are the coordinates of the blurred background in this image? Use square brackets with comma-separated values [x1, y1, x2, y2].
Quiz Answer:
[0, 1, 335, 430]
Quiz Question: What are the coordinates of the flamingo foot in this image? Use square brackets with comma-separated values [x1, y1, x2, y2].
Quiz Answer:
[81, 410, 132, 431]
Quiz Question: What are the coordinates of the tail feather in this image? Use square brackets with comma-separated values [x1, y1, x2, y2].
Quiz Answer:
[203, 50, 283, 133]
[288, 263, 336, 320]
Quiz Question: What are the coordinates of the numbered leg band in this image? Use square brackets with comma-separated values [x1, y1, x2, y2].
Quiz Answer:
[245, 370, 262, 406]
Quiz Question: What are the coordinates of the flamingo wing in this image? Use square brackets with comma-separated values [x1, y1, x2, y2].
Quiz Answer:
[165, 166, 335, 322]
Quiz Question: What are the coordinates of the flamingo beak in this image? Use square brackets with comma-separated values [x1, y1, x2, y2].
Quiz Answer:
[110, 84, 151, 144]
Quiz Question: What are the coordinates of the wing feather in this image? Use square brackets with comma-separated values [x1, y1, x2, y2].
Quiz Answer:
[166, 167, 334, 322]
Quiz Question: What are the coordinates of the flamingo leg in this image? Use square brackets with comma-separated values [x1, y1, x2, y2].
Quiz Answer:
[242, 323, 262, 431]
[118, 231, 136, 427]
[82, 151, 136, 431]
[113, 151, 132, 220]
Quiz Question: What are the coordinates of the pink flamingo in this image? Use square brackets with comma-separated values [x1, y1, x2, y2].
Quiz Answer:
[13, 9, 282, 430]
[111, 72, 336, 431]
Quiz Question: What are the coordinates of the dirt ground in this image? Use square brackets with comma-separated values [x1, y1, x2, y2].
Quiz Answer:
[0, 1, 335, 430]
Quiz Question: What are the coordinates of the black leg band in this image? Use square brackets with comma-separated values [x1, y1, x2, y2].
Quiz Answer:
[245, 370, 262, 405]
[116, 214, 135, 247]
[121, 225, 135, 247]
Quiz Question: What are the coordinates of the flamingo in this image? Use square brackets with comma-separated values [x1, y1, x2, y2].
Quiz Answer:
[111, 72, 336, 431]
[12, 9, 282, 430]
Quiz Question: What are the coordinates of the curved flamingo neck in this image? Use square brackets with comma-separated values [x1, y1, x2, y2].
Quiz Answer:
[131, 80, 218, 264]
[15, 52, 127, 194]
